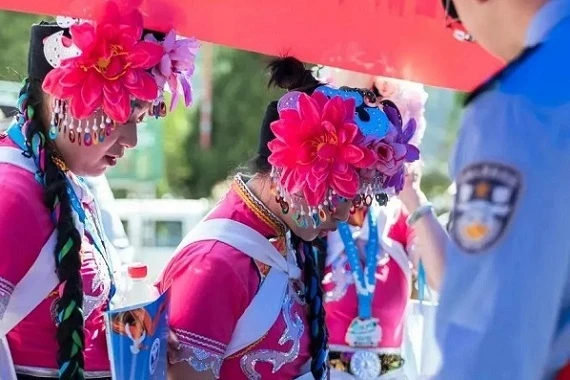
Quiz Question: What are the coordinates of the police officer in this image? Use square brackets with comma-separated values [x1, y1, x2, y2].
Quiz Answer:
[436, 0, 570, 379]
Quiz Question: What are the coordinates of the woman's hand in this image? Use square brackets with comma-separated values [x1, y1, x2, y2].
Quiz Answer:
[167, 330, 181, 361]
[398, 162, 427, 213]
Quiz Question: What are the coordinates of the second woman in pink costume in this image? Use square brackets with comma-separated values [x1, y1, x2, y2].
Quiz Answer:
[159, 57, 413, 380]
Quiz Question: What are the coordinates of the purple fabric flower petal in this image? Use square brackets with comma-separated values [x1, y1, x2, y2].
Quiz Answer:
[400, 118, 417, 143]
[151, 66, 167, 87]
[163, 30, 176, 52]
[172, 59, 194, 72]
[383, 104, 402, 132]
[392, 142, 407, 160]
[180, 75, 193, 107]
[405, 144, 420, 162]
[168, 75, 180, 111]
[384, 170, 404, 192]
[159, 55, 173, 77]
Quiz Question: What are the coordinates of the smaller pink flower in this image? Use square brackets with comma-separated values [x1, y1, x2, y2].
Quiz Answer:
[146, 30, 199, 111]
[371, 106, 421, 192]
[372, 139, 407, 176]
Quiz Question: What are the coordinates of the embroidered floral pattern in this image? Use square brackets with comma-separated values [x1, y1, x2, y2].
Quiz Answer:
[170, 328, 225, 378]
[240, 291, 304, 379]
[0, 277, 15, 320]
[83, 246, 111, 319]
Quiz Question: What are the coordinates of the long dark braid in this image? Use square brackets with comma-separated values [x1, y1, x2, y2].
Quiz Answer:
[292, 234, 329, 379]
[19, 78, 85, 379]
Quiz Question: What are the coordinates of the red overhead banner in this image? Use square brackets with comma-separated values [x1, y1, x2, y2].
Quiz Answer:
[0, 0, 502, 91]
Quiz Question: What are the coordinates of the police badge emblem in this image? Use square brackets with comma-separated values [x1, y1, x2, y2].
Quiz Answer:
[451, 162, 522, 253]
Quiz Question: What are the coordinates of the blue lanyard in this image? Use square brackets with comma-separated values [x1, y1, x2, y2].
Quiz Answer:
[338, 209, 378, 319]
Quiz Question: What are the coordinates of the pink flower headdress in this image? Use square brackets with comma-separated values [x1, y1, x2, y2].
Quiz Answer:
[41, 1, 199, 146]
[269, 88, 385, 228]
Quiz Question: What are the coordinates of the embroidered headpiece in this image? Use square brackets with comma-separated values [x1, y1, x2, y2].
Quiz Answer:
[31, 1, 199, 145]
[268, 83, 414, 228]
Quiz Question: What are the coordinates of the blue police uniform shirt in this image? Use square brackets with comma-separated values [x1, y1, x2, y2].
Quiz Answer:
[435, 1, 570, 379]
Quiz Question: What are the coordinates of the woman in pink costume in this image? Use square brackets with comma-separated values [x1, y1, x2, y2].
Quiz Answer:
[158, 57, 412, 380]
[318, 69, 448, 380]
[0, 3, 198, 379]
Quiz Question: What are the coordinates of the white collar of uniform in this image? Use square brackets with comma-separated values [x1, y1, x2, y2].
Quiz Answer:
[525, 0, 570, 47]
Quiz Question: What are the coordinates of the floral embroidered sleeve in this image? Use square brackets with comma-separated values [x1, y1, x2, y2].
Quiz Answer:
[158, 242, 251, 378]
[0, 166, 53, 321]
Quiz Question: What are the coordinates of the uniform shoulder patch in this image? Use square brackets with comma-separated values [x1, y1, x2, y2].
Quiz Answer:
[450, 162, 522, 253]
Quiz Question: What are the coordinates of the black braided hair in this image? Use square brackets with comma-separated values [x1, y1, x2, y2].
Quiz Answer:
[292, 234, 329, 379]
[19, 78, 85, 379]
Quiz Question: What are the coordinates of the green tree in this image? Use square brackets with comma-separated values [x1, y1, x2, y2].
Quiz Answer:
[0, 11, 43, 81]
[166, 47, 282, 198]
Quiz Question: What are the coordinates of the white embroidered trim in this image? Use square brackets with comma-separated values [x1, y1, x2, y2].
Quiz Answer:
[170, 329, 225, 378]
[0, 277, 15, 320]
[174, 328, 227, 354]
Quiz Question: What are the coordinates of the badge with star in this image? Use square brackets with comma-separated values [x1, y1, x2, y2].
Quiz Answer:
[451, 162, 522, 253]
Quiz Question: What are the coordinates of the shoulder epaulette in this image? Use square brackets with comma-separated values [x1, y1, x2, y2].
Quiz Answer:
[464, 45, 541, 106]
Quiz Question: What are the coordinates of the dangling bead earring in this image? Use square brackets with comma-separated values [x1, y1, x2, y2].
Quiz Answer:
[91, 119, 99, 145]
[68, 128, 76, 143]
[77, 120, 83, 146]
[293, 209, 308, 228]
[48, 99, 60, 140]
[98, 119, 106, 143]
[48, 124, 58, 140]
[84, 120, 92, 146]
[104, 117, 114, 137]
[318, 206, 327, 222]
[312, 212, 321, 227]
